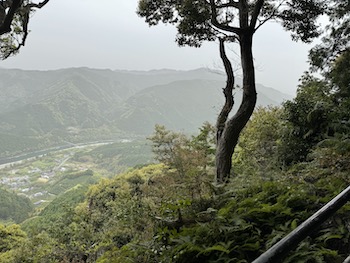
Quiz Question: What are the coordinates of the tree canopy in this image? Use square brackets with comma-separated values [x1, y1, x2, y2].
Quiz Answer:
[0, 0, 50, 59]
[138, 0, 324, 46]
[309, 0, 350, 72]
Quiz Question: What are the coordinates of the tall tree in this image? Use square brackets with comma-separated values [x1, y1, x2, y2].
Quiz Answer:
[138, 0, 324, 183]
[0, 0, 50, 59]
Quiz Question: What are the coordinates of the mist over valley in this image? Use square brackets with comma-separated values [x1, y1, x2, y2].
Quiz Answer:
[0, 67, 291, 160]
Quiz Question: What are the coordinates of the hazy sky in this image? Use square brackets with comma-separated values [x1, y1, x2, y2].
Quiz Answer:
[0, 0, 317, 95]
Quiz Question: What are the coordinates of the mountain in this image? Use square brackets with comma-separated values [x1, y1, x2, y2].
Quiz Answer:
[114, 76, 290, 135]
[0, 67, 292, 157]
[116, 79, 225, 134]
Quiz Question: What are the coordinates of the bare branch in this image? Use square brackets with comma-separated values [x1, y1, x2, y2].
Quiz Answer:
[26, 0, 50, 9]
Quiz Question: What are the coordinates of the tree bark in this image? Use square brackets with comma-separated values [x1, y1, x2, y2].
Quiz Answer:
[0, 0, 22, 35]
[216, 31, 257, 184]
[216, 38, 235, 142]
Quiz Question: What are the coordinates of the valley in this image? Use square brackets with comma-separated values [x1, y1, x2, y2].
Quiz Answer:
[0, 66, 290, 222]
[0, 139, 152, 210]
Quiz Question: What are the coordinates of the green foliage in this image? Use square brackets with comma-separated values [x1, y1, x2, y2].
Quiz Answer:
[280, 48, 350, 166]
[19, 185, 93, 262]
[233, 106, 283, 176]
[46, 169, 97, 196]
[329, 49, 350, 95]
[309, 0, 349, 71]
[79, 125, 350, 262]
[138, 0, 324, 46]
[0, 224, 26, 253]
[279, 73, 333, 164]
[122, 170, 349, 263]
[1, 119, 350, 262]
[0, 188, 33, 223]
[148, 123, 215, 198]
[310, 134, 350, 173]
[75, 140, 153, 173]
[149, 123, 214, 171]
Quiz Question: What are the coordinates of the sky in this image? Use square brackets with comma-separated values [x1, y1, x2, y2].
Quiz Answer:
[0, 0, 317, 96]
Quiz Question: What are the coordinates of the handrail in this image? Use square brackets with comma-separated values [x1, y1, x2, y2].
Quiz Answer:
[252, 185, 350, 263]
[343, 255, 350, 263]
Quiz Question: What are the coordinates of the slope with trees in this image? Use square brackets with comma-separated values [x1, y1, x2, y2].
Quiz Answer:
[0, 67, 289, 159]
[2, 111, 350, 262]
[0, 187, 33, 223]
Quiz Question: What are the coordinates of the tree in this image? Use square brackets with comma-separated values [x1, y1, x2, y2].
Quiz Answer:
[138, 0, 324, 183]
[148, 123, 215, 188]
[280, 47, 350, 166]
[280, 74, 332, 165]
[0, 224, 26, 253]
[309, 0, 350, 72]
[0, 0, 50, 59]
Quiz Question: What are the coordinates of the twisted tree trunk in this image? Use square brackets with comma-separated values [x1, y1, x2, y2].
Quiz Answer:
[215, 31, 257, 184]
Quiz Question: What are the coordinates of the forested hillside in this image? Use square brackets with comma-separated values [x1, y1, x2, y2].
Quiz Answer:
[0, 67, 291, 158]
[0, 0, 349, 262]
[1, 55, 350, 261]
[0, 188, 33, 223]
[1, 49, 350, 260]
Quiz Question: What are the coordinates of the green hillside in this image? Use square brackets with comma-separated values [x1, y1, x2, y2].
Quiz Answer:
[0, 188, 33, 223]
[116, 79, 284, 134]
[0, 67, 291, 158]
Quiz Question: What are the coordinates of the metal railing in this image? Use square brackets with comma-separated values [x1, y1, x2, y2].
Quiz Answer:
[252, 185, 350, 263]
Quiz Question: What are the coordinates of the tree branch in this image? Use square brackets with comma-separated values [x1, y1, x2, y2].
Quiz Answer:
[0, 0, 51, 59]
[0, 0, 21, 35]
[254, 14, 274, 32]
[217, 1, 239, 9]
[26, 0, 50, 9]
[0, 0, 50, 35]
[216, 38, 235, 141]
[2, 11, 29, 59]
[210, 0, 241, 35]
[254, 1, 285, 32]
[250, 0, 265, 29]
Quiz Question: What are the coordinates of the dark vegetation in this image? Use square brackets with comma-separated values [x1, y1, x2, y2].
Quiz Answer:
[0, 187, 33, 223]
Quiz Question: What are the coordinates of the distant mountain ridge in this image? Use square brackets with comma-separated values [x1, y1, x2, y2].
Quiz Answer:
[0, 67, 292, 157]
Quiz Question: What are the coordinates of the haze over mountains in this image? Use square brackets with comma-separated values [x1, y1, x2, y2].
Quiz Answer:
[0, 67, 292, 158]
